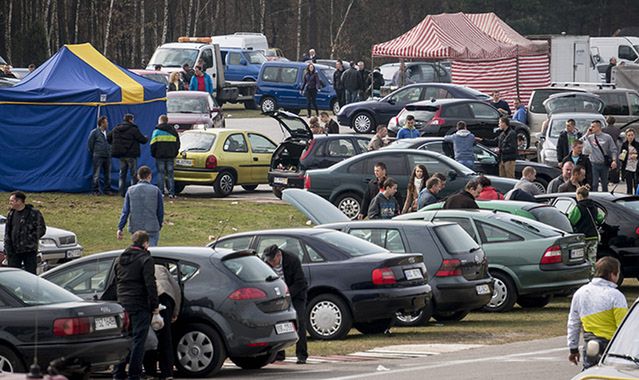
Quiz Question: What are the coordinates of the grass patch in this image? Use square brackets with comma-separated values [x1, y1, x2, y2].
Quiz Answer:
[223, 103, 265, 119]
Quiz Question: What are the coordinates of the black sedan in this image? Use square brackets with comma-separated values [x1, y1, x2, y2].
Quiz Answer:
[303, 148, 518, 219]
[385, 137, 560, 190]
[0, 268, 129, 374]
[211, 228, 432, 340]
[43, 247, 298, 377]
[337, 83, 489, 134]
[536, 193, 639, 283]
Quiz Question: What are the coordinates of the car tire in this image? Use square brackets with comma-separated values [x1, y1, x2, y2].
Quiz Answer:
[175, 323, 226, 378]
[483, 271, 517, 312]
[229, 352, 277, 370]
[394, 304, 433, 326]
[352, 112, 375, 134]
[213, 171, 236, 197]
[354, 318, 393, 335]
[331, 99, 340, 115]
[244, 100, 258, 110]
[272, 186, 284, 199]
[334, 192, 362, 220]
[260, 97, 277, 113]
[307, 293, 353, 340]
[432, 310, 469, 322]
[174, 182, 186, 194]
[517, 295, 553, 309]
[241, 184, 259, 192]
[516, 129, 530, 149]
[533, 177, 548, 192]
[0, 345, 25, 373]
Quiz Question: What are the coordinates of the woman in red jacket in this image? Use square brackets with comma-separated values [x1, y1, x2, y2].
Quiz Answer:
[476, 175, 504, 200]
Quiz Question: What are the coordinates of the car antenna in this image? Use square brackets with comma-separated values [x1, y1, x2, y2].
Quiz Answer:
[210, 216, 232, 243]
[610, 183, 617, 195]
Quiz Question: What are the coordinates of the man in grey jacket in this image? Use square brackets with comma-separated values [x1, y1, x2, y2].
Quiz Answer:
[117, 166, 164, 246]
[514, 166, 543, 196]
[581, 120, 618, 191]
[87, 116, 112, 195]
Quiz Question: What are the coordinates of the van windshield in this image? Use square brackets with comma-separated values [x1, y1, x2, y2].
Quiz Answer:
[149, 48, 199, 68]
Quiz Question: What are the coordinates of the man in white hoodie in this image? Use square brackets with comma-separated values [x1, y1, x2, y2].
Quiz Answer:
[443, 121, 476, 170]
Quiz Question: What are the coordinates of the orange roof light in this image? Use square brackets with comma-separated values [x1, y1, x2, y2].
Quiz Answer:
[178, 36, 212, 43]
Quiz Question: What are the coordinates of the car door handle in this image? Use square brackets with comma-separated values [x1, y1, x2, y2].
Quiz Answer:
[253, 157, 258, 161]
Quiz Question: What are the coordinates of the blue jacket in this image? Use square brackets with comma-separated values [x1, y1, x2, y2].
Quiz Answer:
[189, 73, 214, 94]
[397, 127, 420, 140]
[443, 129, 475, 162]
[118, 180, 164, 233]
[88, 127, 111, 158]
[513, 105, 528, 124]
[417, 188, 438, 209]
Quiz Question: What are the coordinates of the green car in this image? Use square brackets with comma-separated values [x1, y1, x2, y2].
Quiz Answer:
[422, 200, 573, 232]
[396, 209, 590, 312]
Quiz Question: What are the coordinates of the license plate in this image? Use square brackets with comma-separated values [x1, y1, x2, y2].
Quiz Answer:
[175, 159, 193, 167]
[570, 248, 585, 259]
[404, 268, 423, 281]
[94, 316, 117, 331]
[476, 284, 491, 295]
[275, 321, 295, 335]
[273, 177, 288, 185]
[66, 249, 82, 258]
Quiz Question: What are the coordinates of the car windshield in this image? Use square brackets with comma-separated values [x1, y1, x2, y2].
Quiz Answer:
[168, 96, 209, 113]
[0, 270, 81, 306]
[321, 68, 335, 85]
[529, 89, 565, 113]
[529, 207, 573, 232]
[549, 117, 595, 138]
[602, 302, 639, 366]
[180, 132, 216, 152]
[379, 66, 398, 82]
[148, 48, 198, 68]
[223, 255, 278, 283]
[615, 198, 639, 213]
[434, 224, 481, 254]
[399, 108, 437, 126]
[316, 231, 388, 257]
[246, 51, 267, 64]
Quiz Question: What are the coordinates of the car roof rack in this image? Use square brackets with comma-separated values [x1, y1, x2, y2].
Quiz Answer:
[550, 82, 616, 90]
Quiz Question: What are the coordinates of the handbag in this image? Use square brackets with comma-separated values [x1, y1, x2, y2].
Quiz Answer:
[593, 135, 612, 166]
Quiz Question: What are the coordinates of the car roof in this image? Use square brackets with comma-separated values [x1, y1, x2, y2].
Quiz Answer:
[549, 112, 607, 118]
[311, 134, 370, 141]
[320, 220, 449, 229]
[179, 128, 250, 135]
[220, 227, 333, 239]
[381, 62, 441, 67]
[405, 98, 481, 107]
[476, 200, 546, 211]
[263, 61, 331, 70]
[167, 90, 210, 98]
[537, 192, 636, 201]
[58, 246, 235, 262]
[161, 42, 206, 49]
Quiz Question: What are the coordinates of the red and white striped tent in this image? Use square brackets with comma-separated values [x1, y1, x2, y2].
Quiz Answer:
[372, 12, 550, 106]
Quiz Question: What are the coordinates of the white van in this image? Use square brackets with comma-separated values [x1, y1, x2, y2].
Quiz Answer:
[591, 36, 639, 80]
[210, 32, 268, 51]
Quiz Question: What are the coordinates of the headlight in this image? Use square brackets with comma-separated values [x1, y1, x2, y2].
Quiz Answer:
[39, 238, 57, 247]
[192, 123, 208, 130]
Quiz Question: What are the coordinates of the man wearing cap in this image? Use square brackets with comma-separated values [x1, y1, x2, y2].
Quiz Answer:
[263, 245, 308, 364]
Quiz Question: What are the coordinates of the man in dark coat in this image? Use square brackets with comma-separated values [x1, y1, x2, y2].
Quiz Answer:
[113, 231, 159, 380]
[357, 61, 370, 100]
[443, 179, 482, 210]
[4, 191, 46, 274]
[87, 115, 112, 195]
[562, 140, 593, 187]
[150, 115, 181, 198]
[556, 119, 582, 165]
[108, 114, 149, 196]
[358, 162, 403, 219]
[333, 60, 346, 107]
[341, 63, 363, 105]
[605, 57, 617, 84]
[263, 245, 309, 364]
[320, 112, 339, 134]
[480, 117, 518, 178]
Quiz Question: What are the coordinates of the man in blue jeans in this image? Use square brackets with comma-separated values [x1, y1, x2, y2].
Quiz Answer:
[151, 115, 180, 198]
[108, 114, 148, 197]
[113, 231, 159, 380]
[118, 166, 164, 247]
[581, 120, 618, 191]
[87, 116, 112, 195]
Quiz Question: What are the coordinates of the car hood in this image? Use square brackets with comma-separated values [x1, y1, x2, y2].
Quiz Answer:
[265, 110, 313, 139]
[543, 92, 604, 114]
[168, 112, 210, 124]
[282, 188, 350, 224]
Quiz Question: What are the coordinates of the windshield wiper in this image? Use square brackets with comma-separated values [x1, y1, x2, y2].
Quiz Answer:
[607, 353, 639, 367]
[265, 275, 280, 282]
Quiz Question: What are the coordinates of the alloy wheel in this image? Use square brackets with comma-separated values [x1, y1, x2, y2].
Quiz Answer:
[395, 310, 423, 324]
[338, 197, 360, 219]
[261, 98, 276, 113]
[0, 354, 14, 373]
[219, 173, 234, 194]
[353, 114, 373, 133]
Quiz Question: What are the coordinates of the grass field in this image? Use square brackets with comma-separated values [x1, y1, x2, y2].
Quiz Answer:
[223, 103, 265, 119]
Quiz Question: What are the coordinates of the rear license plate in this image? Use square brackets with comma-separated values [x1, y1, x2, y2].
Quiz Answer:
[570, 248, 585, 260]
[404, 268, 423, 281]
[94, 316, 117, 331]
[273, 177, 288, 185]
[275, 321, 295, 335]
[175, 159, 193, 167]
[66, 249, 82, 258]
[476, 284, 491, 295]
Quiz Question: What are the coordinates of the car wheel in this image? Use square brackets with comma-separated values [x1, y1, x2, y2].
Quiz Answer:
[229, 352, 277, 370]
[244, 100, 258, 110]
[272, 186, 284, 199]
[0, 345, 25, 373]
[307, 294, 353, 340]
[175, 323, 226, 378]
[331, 99, 340, 115]
[483, 271, 517, 312]
[394, 304, 433, 326]
[260, 97, 277, 113]
[533, 177, 548, 192]
[516, 130, 530, 149]
[241, 184, 258, 192]
[352, 112, 374, 134]
[517, 295, 553, 309]
[174, 182, 186, 194]
[334, 192, 362, 220]
[213, 171, 236, 197]
[354, 318, 393, 335]
[432, 310, 469, 322]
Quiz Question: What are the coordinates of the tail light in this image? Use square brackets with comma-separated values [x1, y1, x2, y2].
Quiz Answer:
[372, 267, 397, 285]
[205, 155, 218, 169]
[304, 175, 311, 190]
[53, 317, 92, 336]
[435, 259, 462, 277]
[541, 245, 563, 265]
[426, 108, 445, 126]
[300, 139, 316, 161]
[228, 288, 267, 300]
[121, 311, 130, 332]
[635, 227, 639, 236]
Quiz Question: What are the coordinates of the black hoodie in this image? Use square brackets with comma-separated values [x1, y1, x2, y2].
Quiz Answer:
[114, 245, 159, 312]
[108, 121, 148, 158]
[150, 123, 181, 159]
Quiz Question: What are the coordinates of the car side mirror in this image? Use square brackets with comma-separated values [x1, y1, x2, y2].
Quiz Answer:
[448, 170, 457, 180]
[240, 59, 247, 66]
[388, 98, 396, 105]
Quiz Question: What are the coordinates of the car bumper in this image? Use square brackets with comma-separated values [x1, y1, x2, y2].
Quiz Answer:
[336, 113, 350, 126]
[347, 284, 432, 323]
[225, 311, 299, 357]
[174, 168, 219, 184]
[520, 263, 591, 296]
[433, 278, 494, 312]
[40, 245, 84, 266]
[268, 171, 305, 189]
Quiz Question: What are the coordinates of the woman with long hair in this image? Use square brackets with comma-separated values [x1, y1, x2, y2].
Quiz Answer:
[402, 164, 428, 213]
[302, 63, 321, 117]
[168, 71, 182, 92]
[620, 128, 639, 194]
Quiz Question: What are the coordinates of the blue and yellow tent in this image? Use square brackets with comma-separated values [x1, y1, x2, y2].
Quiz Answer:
[0, 43, 166, 192]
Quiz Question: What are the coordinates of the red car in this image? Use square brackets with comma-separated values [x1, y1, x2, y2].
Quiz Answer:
[167, 91, 225, 132]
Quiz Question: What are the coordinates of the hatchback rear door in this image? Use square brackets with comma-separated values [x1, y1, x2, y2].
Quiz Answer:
[543, 92, 605, 115]
[266, 110, 313, 139]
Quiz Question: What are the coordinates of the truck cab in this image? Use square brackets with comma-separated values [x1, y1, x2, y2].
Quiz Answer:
[590, 36, 639, 81]
[219, 48, 267, 82]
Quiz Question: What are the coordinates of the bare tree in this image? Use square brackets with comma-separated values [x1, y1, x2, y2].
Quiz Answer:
[140, 0, 146, 64]
[161, 0, 169, 43]
[260, 0, 266, 34]
[5, 0, 12, 61]
[186, 0, 194, 35]
[296, 0, 302, 61]
[43, 0, 53, 57]
[132, 0, 138, 65]
[103, 0, 115, 55]
[73, 0, 80, 43]
[330, 0, 355, 59]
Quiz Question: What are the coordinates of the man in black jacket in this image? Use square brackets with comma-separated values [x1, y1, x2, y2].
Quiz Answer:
[113, 231, 159, 380]
[150, 115, 181, 198]
[108, 114, 149, 197]
[333, 60, 346, 107]
[4, 191, 46, 274]
[562, 140, 593, 187]
[341, 63, 363, 105]
[263, 245, 309, 364]
[359, 162, 386, 220]
[443, 179, 481, 209]
[480, 116, 518, 178]
[87, 116, 112, 195]
[556, 119, 582, 166]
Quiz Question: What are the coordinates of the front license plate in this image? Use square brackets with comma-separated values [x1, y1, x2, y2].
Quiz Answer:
[275, 321, 295, 335]
[404, 268, 423, 281]
[570, 248, 585, 260]
[476, 284, 491, 295]
[66, 249, 82, 258]
[175, 159, 193, 167]
[273, 177, 288, 185]
[95, 316, 118, 331]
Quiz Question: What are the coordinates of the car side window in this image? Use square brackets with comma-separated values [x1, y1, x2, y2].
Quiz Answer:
[327, 139, 356, 157]
[256, 236, 306, 263]
[45, 259, 114, 295]
[200, 49, 213, 70]
[215, 236, 252, 250]
[391, 87, 423, 104]
[228, 52, 242, 65]
[469, 102, 500, 119]
[421, 142, 445, 154]
[432, 217, 478, 242]
[441, 103, 473, 118]
[347, 159, 367, 174]
[554, 199, 575, 214]
[418, 64, 436, 82]
[599, 92, 629, 115]
[280, 67, 299, 84]
[248, 133, 276, 154]
[475, 146, 497, 164]
[629, 93, 639, 116]
[348, 228, 406, 253]
[223, 133, 248, 152]
[408, 154, 451, 176]
[179, 262, 200, 282]
[355, 138, 370, 152]
[476, 221, 523, 244]
[378, 154, 409, 176]
[304, 244, 326, 262]
[619, 45, 638, 61]
[262, 66, 279, 82]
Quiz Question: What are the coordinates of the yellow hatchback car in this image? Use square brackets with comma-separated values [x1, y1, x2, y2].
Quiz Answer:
[174, 129, 277, 197]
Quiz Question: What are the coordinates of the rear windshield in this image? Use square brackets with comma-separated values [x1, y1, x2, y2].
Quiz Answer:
[530, 89, 566, 113]
[180, 132, 216, 152]
[549, 117, 594, 138]
[614, 199, 639, 213]
[316, 231, 387, 257]
[530, 207, 573, 232]
[0, 270, 81, 306]
[399, 108, 437, 126]
[223, 255, 278, 283]
[434, 224, 480, 254]
[167, 96, 208, 113]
